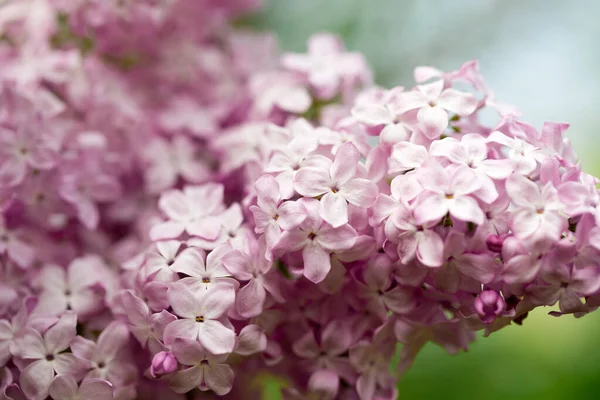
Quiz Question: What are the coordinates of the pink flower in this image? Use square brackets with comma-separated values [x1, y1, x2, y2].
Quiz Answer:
[32, 257, 106, 320]
[168, 338, 234, 396]
[263, 122, 329, 199]
[170, 245, 237, 291]
[528, 265, 600, 314]
[349, 340, 397, 400]
[292, 319, 357, 392]
[119, 291, 176, 355]
[250, 175, 306, 252]
[143, 136, 211, 194]
[140, 241, 182, 283]
[49, 375, 113, 400]
[11, 312, 87, 400]
[396, 79, 477, 139]
[0, 216, 35, 268]
[434, 231, 500, 293]
[187, 203, 247, 250]
[487, 131, 547, 175]
[249, 71, 312, 117]
[69, 321, 135, 387]
[505, 173, 566, 249]
[163, 282, 236, 355]
[0, 123, 58, 188]
[414, 161, 485, 226]
[59, 172, 121, 231]
[430, 134, 513, 203]
[388, 142, 429, 174]
[221, 237, 282, 318]
[234, 325, 268, 356]
[158, 97, 217, 138]
[294, 142, 378, 228]
[272, 198, 357, 283]
[281, 33, 371, 100]
[353, 263, 416, 319]
[150, 184, 226, 241]
[391, 202, 445, 268]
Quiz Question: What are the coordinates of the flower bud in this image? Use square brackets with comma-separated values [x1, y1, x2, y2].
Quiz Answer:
[150, 351, 177, 378]
[485, 234, 505, 253]
[475, 290, 505, 324]
[308, 369, 339, 400]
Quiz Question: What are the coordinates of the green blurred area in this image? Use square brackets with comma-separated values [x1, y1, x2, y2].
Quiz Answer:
[250, 1, 600, 398]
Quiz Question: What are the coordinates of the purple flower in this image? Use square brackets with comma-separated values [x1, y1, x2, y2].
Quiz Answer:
[163, 282, 236, 355]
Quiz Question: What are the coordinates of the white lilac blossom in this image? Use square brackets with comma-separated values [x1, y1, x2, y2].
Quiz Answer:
[0, 1, 599, 399]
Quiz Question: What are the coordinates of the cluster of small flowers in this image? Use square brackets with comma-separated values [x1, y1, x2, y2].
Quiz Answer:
[1, 1, 600, 400]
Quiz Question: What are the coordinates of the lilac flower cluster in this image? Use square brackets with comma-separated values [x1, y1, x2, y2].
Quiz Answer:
[1, 1, 599, 399]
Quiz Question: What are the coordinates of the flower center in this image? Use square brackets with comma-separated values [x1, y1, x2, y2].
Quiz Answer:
[202, 277, 210, 283]
[331, 186, 339, 193]
[308, 232, 317, 240]
[445, 193, 454, 199]
[45, 354, 54, 361]
[195, 316, 204, 322]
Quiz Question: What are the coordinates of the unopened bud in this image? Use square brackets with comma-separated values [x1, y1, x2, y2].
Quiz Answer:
[150, 351, 177, 378]
[475, 290, 505, 324]
[486, 234, 505, 253]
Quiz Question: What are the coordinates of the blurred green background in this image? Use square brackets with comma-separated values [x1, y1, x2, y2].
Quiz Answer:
[248, 1, 600, 398]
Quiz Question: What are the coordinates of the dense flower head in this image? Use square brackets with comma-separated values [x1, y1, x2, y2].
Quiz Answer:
[0, 1, 599, 399]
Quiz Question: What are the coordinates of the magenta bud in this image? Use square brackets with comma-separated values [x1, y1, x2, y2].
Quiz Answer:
[485, 234, 505, 253]
[150, 351, 177, 378]
[475, 290, 505, 324]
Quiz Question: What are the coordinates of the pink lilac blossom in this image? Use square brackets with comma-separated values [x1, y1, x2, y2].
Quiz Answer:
[0, 1, 599, 399]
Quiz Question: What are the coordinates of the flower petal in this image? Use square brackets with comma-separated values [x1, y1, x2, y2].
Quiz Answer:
[277, 200, 307, 230]
[417, 105, 448, 139]
[416, 230, 444, 268]
[163, 319, 200, 346]
[302, 243, 331, 283]
[236, 279, 266, 319]
[235, 325, 267, 356]
[414, 194, 448, 225]
[330, 142, 359, 185]
[44, 312, 77, 354]
[204, 363, 234, 396]
[505, 173, 542, 207]
[158, 190, 191, 221]
[167, 283, 201, 318]
[169, 366, 203, 394]
[449, 195, 485, 225]
[198, 320, 236, 355]
[96, 322, 129, 362]
[319, 192, 348, 228]
[170, 247, 206, 278]
[437, 88, 477, 115]
[255, 175, 281, 212]
[351, 104, 394, 126]
[339, 179, 378, 208]
[20, 359, 54, 400]
[200, 284, 236, 320]
[316, 224, 357, 251]
[294, 167, 331, 197]
[49, 375, 77, 400]
[78, 379, 114, 400]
